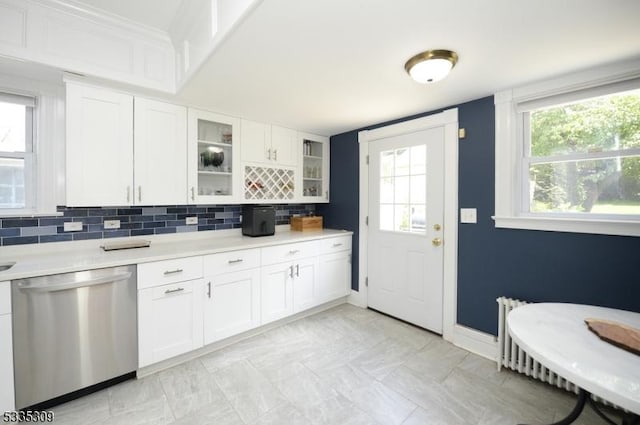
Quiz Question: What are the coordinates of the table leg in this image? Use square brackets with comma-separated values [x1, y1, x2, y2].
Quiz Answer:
[519, 389, 589, 425]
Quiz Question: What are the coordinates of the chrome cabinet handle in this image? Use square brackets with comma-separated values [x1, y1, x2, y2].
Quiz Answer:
[138, 186, 142, 202]
[163, 268, 183, 275]
[228, 259, 244, 264]
[289, 250, 300, 255]
[296, 264, 299, 277]
[18, 272, 132, 292]
[164, 287, 184, 294]
[273, 149, 277, 161]
[267, 148, 271, 160]
[289, 265, 294, 278]
[191, 187, 195, 201]
[332, 243, 343, 247]
[126, 186, 131, 203]
[207, 281, 211, 298]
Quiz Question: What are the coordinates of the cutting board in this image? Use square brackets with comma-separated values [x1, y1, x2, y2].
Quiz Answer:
[585, 318, 640, 356]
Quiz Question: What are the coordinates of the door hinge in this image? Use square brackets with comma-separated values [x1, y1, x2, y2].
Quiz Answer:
[365, 277, 369, 287]
[366, 155, 369, 165]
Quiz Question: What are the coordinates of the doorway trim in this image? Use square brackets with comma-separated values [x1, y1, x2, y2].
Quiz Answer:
[354, 108, 459, 342]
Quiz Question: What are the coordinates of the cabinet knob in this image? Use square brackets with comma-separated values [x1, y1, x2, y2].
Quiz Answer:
[432, 238, 442, 247]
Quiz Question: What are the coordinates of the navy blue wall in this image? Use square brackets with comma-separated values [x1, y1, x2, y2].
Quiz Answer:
[319, 96, 640, 335]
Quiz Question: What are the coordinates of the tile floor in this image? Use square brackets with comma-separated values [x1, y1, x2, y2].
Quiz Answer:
[38, 304, 619, 425]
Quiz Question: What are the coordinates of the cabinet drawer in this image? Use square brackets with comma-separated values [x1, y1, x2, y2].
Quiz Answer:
[0, 281, 9, 315]
[261, 241, 319, 266]
[138, 256, 203, 289]
[150, 280, 196, 300]
[203, 249, 260, 276]
[318, 236, 352, 254]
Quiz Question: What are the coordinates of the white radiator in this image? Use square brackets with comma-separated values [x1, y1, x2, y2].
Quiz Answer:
[497, 296, 579, 392]
[496, 296, 617, 407]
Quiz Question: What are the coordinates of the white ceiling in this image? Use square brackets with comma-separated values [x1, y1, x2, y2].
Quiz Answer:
[69, 0, 640, 136]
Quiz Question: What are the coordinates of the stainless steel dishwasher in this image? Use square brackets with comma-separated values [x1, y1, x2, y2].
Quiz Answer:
[12, 265, 137, 409]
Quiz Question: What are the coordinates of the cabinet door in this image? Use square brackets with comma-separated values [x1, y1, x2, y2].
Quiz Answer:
[0, 314, 13, 412]
[293, 257, 320, 313]
[138, 280, 204, 367]
[318, 251, 351, 303]
[134, 98, 187, 205]
[187, 109, 241, 204]
[241, 119, 269, 164]
[66, 83, 133, 206]
[203, 269, 260, 344]
[299, 132, 330, 203]
[260, 262, 293, 325]
[271, 125, 298, 167]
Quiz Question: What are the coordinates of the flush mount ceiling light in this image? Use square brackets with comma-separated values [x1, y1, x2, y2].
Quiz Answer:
[405, 49, 458, 84]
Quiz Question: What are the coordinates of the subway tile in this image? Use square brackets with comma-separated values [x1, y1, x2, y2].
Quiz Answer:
[104, 216, 130, 223]
[155, 227, 176, 234]
[22, 226, 58, 237]
[3, 236, 39, 245]
[188, 207, 207, 214]
[154, 214, 176, 221]
[196, 213, 217, 219]
[130, 215, 154, 223]
[131, 229, 154, 236]
[103, 230, 130, 239]
[120, 222, 142, 230]
[167, 220, 186, 227]
[87, 224, 103, 233]
[73, 232, 103, 240]
[215, 224, 233, 230]
[215, 212, 234, 219]
[177, 225, 198, 233]
[2, 219, 38, 228]
[39, 217, 68, 226]
[207, 218, 225, 225]
[117, 208, 142, 215]
[40, 234, 73, 243]
[142, 207, 167, 215]
[224, 206, 242, 212]
[78, 216, 103, 225]
[63, 209, 89, 217]
[198, 225, 216, 231]
[143, 221, 166, 229]
[167, 207, 188, 214]
[88, 208, 117, 216]
[207, 207, 224, 213]
[0, 228, 20, 237]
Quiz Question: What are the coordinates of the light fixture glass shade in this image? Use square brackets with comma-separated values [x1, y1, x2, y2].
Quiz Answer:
[405, 50, 458, 84]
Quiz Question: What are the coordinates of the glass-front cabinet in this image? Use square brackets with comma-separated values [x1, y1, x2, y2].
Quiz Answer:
[187, 108, 240, 204]
[298, 132, 329, 203]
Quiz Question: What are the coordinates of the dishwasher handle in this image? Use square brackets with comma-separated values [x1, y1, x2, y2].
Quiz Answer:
[17, 272, 133, 293]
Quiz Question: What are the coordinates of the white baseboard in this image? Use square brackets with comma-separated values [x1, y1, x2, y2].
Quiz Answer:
[451, 324, 497, 361]
[347, 289, 367, 308]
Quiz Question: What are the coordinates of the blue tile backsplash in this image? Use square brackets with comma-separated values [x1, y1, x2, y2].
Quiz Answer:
[0, 204, 315, 246]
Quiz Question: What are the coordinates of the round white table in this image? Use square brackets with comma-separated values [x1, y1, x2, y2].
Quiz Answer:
[508, 303, 640, 425]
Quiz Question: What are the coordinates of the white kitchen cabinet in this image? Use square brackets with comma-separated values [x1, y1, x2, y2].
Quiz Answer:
[134, 98, 187, 205]
[66, 83, 188, 206]
[0, 281, 13, 412]
[203, 269, 260, 344]
[138, 279, 204, 367]
[66, 83, 134, 206]
[292, 257, 320, 313]
[318, 250, 352, 303]
[260, 262, 294, 324]
[241, 120, 297, 167]
[187, 109, 241, 204]
[299, 132, 330, 203]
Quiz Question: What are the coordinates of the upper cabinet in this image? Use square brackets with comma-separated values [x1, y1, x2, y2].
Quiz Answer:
[134, 98, 187, 205]
[66, 83, 134, 207]
[187, 109, 241, 204]
[240, 120, 297, 167]
[299, 133, 330, 203]
[66, 83, 187, 206]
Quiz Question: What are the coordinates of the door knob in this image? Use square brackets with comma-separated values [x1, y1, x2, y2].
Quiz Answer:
[432, 238, 442, 247]
[433, 224, 441, 231]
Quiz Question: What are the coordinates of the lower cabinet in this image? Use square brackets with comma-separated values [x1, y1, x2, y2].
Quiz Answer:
[318, 250, 352, 303]
[138, 279, 204, 367]
[203, 268, 260, 344]
[292, 257, 320, 313]
[260, 262, 294, 324]
[0, 281, 13, 411]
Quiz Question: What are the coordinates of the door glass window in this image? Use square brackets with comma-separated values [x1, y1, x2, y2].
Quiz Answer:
[379, 146, 427, 233]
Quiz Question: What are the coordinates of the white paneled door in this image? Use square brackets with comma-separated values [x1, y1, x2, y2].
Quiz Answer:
[368, 128, 445, 333]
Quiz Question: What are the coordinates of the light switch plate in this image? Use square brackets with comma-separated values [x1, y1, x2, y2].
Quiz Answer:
[104, 220, 120, 229]
[460, 208, 477, 224]
[185, 216, 198, 225]
[63, 221, 83, 232]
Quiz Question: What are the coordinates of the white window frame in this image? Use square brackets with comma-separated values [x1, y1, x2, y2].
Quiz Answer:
[494, 58, 640, 237]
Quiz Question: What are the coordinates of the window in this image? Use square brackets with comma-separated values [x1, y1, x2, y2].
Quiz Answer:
[0, 93, 35, 211]
[379, 145, 427, 233]
[494, 62, 640, 237]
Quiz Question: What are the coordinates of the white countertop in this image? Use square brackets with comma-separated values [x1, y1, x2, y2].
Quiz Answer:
[508, 303, 640, 414]
[0, 227, 352, 281]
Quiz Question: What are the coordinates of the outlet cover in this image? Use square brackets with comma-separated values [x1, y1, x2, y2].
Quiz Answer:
[460, 208, 477, 224]
[185, 216, 198, 225]
[63, 221, 83, 232]
[104, 220, 120, 229]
